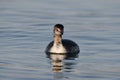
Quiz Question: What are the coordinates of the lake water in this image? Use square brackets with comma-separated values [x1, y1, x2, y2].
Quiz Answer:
[0, 0, 120, 80]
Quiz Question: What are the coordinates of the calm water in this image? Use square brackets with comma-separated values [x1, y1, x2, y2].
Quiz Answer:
[0, 0, 120, 80]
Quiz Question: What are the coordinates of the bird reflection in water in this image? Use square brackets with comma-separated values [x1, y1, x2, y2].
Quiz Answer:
[46, 52, 79, 79]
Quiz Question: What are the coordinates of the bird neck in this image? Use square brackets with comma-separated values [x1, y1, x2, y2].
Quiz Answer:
[54, 35, 62, 46]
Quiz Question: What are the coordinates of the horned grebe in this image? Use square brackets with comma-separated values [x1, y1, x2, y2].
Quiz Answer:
[45, 24, 80, 58]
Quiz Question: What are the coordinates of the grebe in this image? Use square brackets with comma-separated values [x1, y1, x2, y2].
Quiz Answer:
[45, 24, 80, 58]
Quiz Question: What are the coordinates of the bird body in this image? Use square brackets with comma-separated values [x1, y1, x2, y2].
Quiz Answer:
[46, 39, 79, 54]
[45, 24, 80, 59]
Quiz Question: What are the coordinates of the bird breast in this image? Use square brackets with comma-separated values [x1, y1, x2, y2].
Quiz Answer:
[50, 44, 67, 53]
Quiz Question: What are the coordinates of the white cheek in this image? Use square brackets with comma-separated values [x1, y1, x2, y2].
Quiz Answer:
[55, 31, 61, 35]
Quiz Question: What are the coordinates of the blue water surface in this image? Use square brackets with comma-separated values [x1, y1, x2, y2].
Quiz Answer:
[0, 0, 120, 80]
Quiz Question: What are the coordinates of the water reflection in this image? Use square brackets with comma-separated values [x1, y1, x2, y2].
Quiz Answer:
[46, 52, 79, 79]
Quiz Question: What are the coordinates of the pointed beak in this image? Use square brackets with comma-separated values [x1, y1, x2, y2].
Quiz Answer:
[55, 28, 60, 32]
